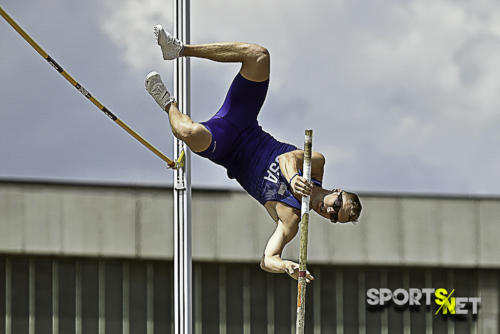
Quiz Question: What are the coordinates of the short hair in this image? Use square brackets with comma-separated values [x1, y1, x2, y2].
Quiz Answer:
[342, 191, 362, 222]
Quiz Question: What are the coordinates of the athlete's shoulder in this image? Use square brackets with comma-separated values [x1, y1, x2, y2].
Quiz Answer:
[264, 200, 300, 223]
[275, 201, 300, 224]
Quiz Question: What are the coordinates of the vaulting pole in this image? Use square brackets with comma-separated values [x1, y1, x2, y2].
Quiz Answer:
[296, 129, 313, 334]
[0, 6, 176, 168]
[173, 0, 192, 333]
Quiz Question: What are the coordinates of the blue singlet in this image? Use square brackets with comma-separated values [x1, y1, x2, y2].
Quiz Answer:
[195, 73, 322, 210]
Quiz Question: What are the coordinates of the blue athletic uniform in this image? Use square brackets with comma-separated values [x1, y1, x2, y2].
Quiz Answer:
[196, 73, 322, 210]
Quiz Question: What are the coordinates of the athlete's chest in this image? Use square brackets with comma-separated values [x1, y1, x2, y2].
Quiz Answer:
[262, 157, 289, 196]
[263, 156, 282, 183]
[261, 157, 301, 212]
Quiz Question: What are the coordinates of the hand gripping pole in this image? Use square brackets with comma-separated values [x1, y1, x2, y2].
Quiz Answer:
[0, 6, 177, 169]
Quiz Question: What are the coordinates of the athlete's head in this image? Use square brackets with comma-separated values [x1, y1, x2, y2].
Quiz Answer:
[315, 189, 362, 223]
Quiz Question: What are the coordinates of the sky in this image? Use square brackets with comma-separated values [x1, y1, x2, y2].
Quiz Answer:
[1, 0, 500, 195]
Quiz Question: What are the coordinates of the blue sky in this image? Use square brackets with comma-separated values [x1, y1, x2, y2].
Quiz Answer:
[1, 0, 500, 195]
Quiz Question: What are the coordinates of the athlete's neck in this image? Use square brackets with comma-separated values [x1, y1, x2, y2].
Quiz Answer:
[310, 186, 329, 210]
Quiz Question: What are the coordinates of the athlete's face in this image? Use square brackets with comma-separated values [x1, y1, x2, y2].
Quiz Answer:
[316, 189, 350, 223]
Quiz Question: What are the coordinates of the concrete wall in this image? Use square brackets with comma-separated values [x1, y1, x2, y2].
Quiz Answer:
[1, 180, 500, 267]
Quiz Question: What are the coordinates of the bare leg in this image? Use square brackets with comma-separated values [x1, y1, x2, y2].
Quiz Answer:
[156, 27, 269, 81]
[163, 43, 270, 151]
[152, 37, 270, 151]
[165, 102, 211, 153]
[182, 43, 270, 82]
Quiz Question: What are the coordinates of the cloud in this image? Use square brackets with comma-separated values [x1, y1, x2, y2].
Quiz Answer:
[100, 0, 174, 72]
[2, 0, 500, 194]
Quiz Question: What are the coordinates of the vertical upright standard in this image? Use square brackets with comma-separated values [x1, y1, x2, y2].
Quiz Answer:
[173, 0, 192, 333]
[296, 129, 313, 334]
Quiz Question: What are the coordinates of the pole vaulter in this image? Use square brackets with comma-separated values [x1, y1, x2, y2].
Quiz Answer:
[146, 18, 363, 334]
[0, 6, 180, 169]
[3, 3, 364, 330]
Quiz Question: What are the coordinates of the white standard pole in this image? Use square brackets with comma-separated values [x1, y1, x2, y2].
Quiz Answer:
[173, 0, 192, 334]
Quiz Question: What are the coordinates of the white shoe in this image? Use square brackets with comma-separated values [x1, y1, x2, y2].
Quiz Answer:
[154, 25, 184, 60]
[145, 71, 176, 110]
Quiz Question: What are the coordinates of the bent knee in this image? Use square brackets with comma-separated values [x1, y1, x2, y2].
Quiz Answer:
[244, 44, 270, 63]
[175, 123, 211, 152]
[240, 44, 270, 82]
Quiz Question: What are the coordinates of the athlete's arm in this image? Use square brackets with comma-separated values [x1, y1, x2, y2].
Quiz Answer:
[278, 150, 325, 196]
[260, 208, 314, 282]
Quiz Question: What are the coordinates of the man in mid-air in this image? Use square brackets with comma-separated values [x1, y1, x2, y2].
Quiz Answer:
[145, 25, 362, 283]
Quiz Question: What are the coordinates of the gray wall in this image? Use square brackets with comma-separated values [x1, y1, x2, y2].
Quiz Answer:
[1, 255, 492, 334]
[1, 180, 500, 268]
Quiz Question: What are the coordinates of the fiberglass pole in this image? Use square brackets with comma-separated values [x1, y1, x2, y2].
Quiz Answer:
[296, 129, 313, 334]
[173, 0, 192, 333]
[0, 6, 176, 168]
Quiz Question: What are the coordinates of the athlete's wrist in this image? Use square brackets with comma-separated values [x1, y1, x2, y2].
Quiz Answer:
[289, 173, 299, 185]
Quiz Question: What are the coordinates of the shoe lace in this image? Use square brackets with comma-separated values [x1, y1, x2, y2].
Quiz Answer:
[165, 33, 183, 49]
[172, 38, 183, 48]
[151, 83, 166, 99]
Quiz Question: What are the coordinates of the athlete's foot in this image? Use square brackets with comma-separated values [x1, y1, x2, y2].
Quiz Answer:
[145, 71, 176, 111]
[154, 25, 184, 60]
